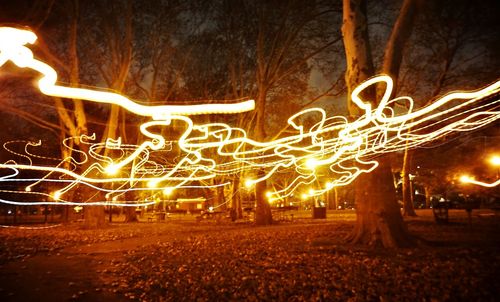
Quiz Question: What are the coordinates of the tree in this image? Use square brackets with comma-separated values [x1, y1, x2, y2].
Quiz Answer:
[396, 0, 500, 212]
[236, 1, 341, 224]
[342, 0, 419, 247]
[30, 0, 108, 227]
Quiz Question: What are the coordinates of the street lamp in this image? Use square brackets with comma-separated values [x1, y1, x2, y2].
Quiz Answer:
[489, 155, 500, 178]
[490, 155, 500, 166]
[459, 175, 473, 184]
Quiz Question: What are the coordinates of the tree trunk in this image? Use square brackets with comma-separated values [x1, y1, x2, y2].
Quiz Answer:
[380, 0, 420, 96]
[253, 88, 272, 225]
[80, 185, 107, 228]
[342, 0, 415, 247]
[123, 206, 138, 223]
[424, 186, 431, 209]
[334, 188, 339, 210]
[54, 0, 106, 228]
[84, 206, 107, 228]
[232, 174, 243, 219]
[123, 190, 138, 222]
[342, 0, 375, 117]
[255, 169, 273, 225]
[216, 184, 226, 210]
[347, 156, 413, 247]
[401, 147, 417, 216]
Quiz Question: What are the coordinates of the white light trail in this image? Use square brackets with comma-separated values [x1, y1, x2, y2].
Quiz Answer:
[0, 27, 499, 207]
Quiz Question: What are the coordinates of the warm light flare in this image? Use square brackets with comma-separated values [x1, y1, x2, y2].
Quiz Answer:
[0, 27, 499, 207]
[460, 176, 500, 188]
[490, 155, 500, 166]
[52, 191, 61, 201]
[459, 175, 473, 183]
[163, 187, 174, 196]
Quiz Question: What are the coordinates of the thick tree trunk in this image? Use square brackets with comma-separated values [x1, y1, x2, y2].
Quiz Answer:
[232, 174, 243, 219]
[123, 206, 138, 223]
[79, 185, 107, 228]
[122, 190, 138, 222]
[342, 0, 415, 247]
[84, 206, 107, 228]
[401, 147, 417, 216]
[255, 169, 273, 225]
[253, 89, 272, 225]
[81, 178, 106, 227]
[347, 156, 413, 247]
[254, 89, 267, 141]
[342, 0, 375, 117]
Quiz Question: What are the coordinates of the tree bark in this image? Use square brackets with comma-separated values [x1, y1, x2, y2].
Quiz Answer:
[347, 156, 413, 247]
[253, 88, 272, 225]
[342, 0, 375, 117]
[84, 206, 107, 228]
[380, 0, 420, 96]
[255, 169, 273, 225]
[123, 206, 138, 223]
[424, 186, 431, 209]
[401, 147, 417, 216]
[81, 186, 107, 228]
[232, 174, 243, 219]
[62, 0, 105, 228]
[216, 184, 226, 210]
[342, 0, 415, 247]
[123, 190, 138, 222]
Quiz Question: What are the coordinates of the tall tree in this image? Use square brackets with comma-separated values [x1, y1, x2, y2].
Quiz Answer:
[243, 1, 340, 224]
[342, 0, 419, 247]
[396, 0, 500, 212]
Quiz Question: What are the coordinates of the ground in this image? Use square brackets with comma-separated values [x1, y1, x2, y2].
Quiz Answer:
[0, 209, 499, 301]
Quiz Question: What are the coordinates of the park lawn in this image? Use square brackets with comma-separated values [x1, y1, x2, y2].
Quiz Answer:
[0, 209, 499, 301]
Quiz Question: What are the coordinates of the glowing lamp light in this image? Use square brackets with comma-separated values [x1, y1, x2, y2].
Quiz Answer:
[163, 187, 174, 196]
[459, 175, 499, 188]
[244, 179, 254, 188]
[105, 165, 120, 175]
[0, 26, 499, 207]
[459, 175, 472, 183]
[52, 191, 61, 201]
[147, 181, 158, 188]
[305, 158, 318, 169]
[490, 155, 500, 166]
[112, 196, 118, 202]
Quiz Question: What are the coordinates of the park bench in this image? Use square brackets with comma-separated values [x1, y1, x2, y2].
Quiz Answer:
[196, 210, 225, 223]
[272, 206, 299, 222]
[146, 211, 168, 222]
[432, 200, 481, 225]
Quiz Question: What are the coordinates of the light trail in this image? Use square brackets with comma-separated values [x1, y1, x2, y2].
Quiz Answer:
[460, 176, 500, 188]
[0, 26, 499, 207]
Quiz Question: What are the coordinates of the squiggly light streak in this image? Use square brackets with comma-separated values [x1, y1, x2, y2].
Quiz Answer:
[460, 175, 500, 188]
[0, 27, 499, 207]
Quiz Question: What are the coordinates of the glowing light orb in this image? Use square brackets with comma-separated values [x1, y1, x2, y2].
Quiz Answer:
[490, 155, 500, 166]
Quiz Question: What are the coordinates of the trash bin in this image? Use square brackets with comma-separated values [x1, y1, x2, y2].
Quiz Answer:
[312, 206, 326, 219]
[155, 212, 166, 221]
